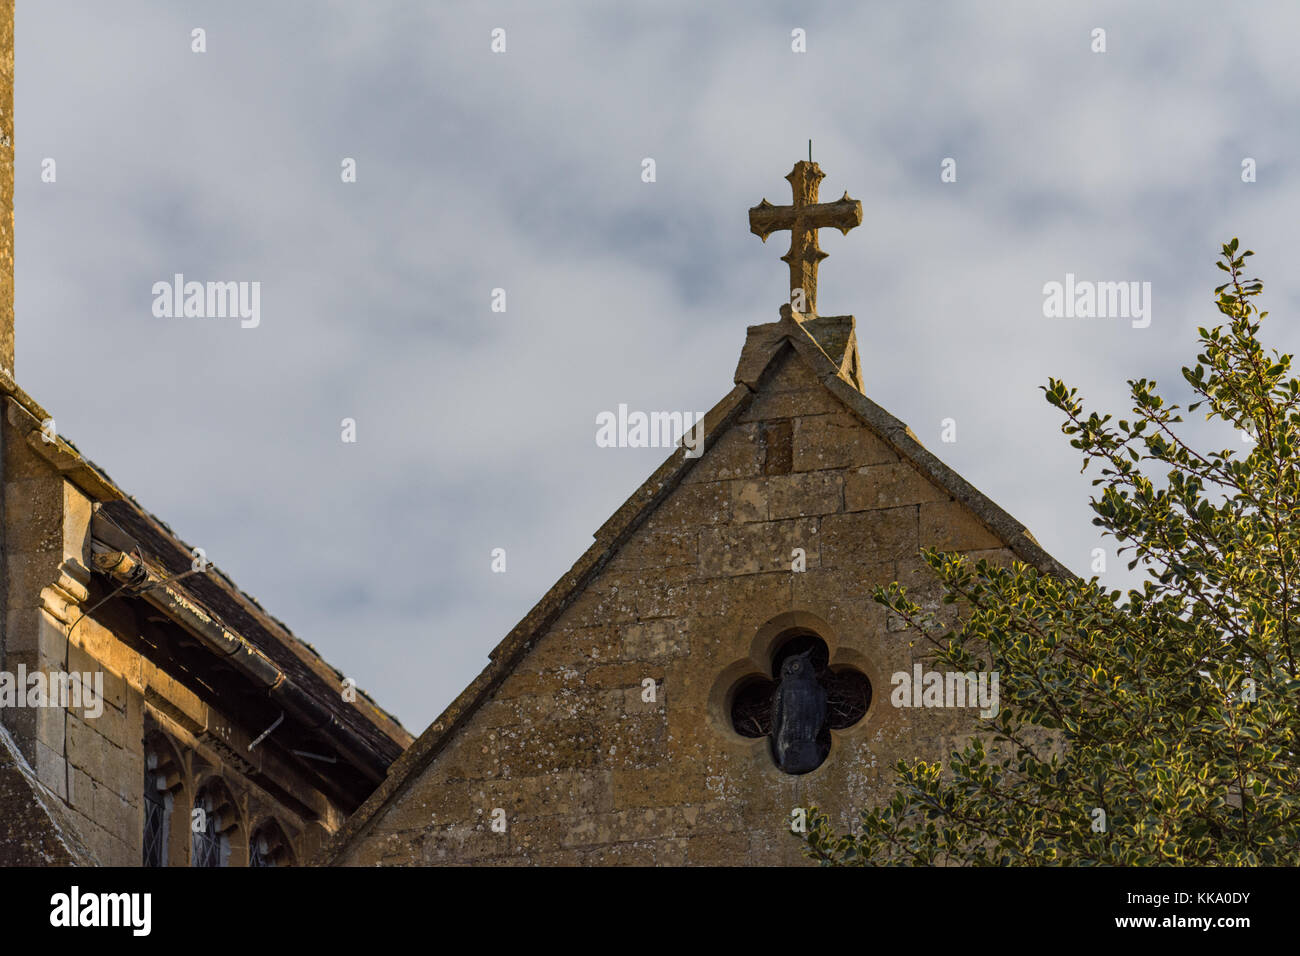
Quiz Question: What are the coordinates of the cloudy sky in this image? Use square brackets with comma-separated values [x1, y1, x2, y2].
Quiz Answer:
[16, 1, 1300, 732]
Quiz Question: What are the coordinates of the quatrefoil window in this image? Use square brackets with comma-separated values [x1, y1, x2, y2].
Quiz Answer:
[728, 632, 871, 774]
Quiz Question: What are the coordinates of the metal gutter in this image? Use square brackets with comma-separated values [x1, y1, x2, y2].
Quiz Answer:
[90, 543, 386, 784]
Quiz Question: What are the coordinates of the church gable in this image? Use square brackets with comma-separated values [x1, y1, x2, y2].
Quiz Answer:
[327, 308, 1057, 866]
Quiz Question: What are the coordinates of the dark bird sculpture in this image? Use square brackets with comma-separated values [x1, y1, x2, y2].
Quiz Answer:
[770, 650, 828, 774]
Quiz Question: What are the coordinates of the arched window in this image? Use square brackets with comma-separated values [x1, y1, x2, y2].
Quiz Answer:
[249, 820, 294, 867]
[142, 734, 182, 867]
[142, 779, 168, 867]
[191, 782, 237, 867]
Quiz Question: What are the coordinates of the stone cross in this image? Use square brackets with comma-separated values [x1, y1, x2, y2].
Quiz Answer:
[749, 160, 862, 317]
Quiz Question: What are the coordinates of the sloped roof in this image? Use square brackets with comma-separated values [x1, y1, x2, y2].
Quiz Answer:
[317, 308, 1070, 863]
[0, 370, 412, 785]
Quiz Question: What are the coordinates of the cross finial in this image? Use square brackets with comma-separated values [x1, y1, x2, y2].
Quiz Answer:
[749, 161, 862, 317]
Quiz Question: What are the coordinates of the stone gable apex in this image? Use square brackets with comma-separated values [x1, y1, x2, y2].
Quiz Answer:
[317, 310, 1070, 864]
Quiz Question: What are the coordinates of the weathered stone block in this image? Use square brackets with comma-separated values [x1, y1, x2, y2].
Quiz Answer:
[606, 713, 668, 770]
[526, 847, 585, 865]
[645, 481, 730, 529]
[730, 480, 767, 523]
[790, 566, 893, 636]
[699, 518, 821, 577]
[66, 714, 120, 786]
[3, 477, 62, 553]
[581, 841, 657, 866]
[741, 385, 843, 423]
[819, 507, 919, 567]
[68, 642, 128, 714]
[759, 420, 793, 475]
[620, 620, 688, 661]
[383, 781, 480, 831]
[420, 822, 511, 864]
[690, 572, 794, 622]
[584, 661, 663, 690]
[683, 423, 762, 484]
[606, 530, 697, 571]
[845, 461, 948, 512]
[920, 500, 1001, 551]
[526, 626, 621, 672]
[767, 471, 843, 520]
[92, 785, 135, 845]
[68, 766, 96, 818]
[6, 551, 63, 605]
[611, 767, 699, 810]
[682, 829, 751, 865]
[559, 584, 640, 628]
[3, 607, 39, 653]
[31, 739, 65, 800]
[493, 664, 581, 702]
[793, 413, 896, 472]
[632, 580, 693, 620]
